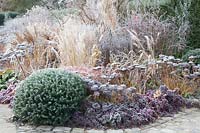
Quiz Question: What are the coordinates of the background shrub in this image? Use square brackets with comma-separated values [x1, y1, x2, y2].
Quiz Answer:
[7, 12, 19, 19]
[13, 68, 87, 125]
[0, 13, 5, 25]
[188, 0, 200, 49]
[159, 0, 191, 57]
[0, 12, 19, 26]
[129, 0, 171, 10]
[8, 0, 40, 13]
[182, 49, 200, 64]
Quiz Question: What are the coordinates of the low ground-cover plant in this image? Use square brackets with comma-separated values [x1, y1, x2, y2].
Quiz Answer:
[13, 68, 87, 125]
[0, 69, 18, 106]
[0, 82, 17, 105]
[0, 69, 16, 90]
[67, 85, 186, 129]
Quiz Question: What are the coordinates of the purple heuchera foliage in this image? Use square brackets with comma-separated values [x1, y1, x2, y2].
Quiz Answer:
[0, 83, 16, 106]
[66, 86, 186, 129]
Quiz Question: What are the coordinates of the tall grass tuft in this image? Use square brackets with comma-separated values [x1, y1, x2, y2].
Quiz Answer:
[7, 23, 59, 78]
[57, 18, 100, 67]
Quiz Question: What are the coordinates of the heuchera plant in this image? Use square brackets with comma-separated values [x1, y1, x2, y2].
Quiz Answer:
[67, 85, 185, 129]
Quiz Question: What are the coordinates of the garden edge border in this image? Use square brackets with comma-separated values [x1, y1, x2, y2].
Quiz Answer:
[16, 108, 200, 133]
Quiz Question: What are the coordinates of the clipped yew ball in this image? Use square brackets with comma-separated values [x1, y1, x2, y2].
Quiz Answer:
[13, 68, 87, 125]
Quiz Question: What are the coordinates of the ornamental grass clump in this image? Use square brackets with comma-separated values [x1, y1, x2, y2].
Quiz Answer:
[13, 68, 87, 125]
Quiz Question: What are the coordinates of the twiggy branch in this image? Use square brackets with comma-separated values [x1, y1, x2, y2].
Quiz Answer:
[14, 54, 26, 78]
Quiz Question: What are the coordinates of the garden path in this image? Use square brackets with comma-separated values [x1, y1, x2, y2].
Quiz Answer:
[0, 105, 16, 133]
[0, 105, 200, 133]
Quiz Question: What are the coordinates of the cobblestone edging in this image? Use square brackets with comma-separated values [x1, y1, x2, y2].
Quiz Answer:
[0, 105, 200, 133]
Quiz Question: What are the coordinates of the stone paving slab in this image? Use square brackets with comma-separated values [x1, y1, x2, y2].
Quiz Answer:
[36, 126, 54, 131]
[71, 128, 85, 133]
[106, 129, 124, 133]
[53, 127, 71, 133]
[86, 129, 105, 133]
[0, 105, 200, 133]
[124, 128, 141, 133]
[0, 105, 16, 133]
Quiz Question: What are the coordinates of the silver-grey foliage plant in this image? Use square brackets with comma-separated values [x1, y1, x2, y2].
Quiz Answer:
[13, 68, 87, 125]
